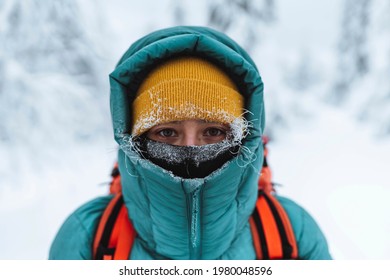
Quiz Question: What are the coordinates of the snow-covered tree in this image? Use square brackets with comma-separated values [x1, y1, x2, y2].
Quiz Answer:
[331, 0, 371, 104]
[0, 0, 110, 146]
[207, 0, 275, 52]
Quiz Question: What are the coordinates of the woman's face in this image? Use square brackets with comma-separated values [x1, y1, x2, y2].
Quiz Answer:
[146, 119, 230, 146]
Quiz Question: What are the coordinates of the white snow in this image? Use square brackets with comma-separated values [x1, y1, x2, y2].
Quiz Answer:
[268, 104, 390, 259]
[1, 0, 389, 260]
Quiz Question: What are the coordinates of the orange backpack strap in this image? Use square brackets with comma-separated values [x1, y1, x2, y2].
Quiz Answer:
[250, 136, 298, 259]
[93, 192, 136, 260]
[250, 190, 298, 259]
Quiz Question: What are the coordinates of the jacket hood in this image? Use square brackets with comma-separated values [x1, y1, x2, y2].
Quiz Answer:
[109, 26, 265, 259]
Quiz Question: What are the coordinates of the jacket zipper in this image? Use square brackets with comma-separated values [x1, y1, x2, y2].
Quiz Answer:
[183, 180, 203, 259]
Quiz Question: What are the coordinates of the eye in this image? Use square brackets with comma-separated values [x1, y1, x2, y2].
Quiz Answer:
[157, 128, 177, 137]
[204, 127, 226, 137]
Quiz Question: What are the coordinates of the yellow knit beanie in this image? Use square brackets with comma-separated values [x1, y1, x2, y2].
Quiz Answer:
[131, 56, 244, 136]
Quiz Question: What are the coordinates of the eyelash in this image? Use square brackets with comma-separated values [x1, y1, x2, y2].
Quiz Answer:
[204, 127, 227, 137]
[157, 128, 177, 137]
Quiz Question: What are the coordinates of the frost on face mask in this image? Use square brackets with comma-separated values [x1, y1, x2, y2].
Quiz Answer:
[144, 139, 236, 166]
[137, 138, 240, 179]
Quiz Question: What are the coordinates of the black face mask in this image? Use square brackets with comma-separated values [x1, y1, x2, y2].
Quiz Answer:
[135, 138, 240, 179]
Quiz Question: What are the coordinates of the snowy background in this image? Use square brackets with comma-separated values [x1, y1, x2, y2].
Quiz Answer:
[1, 0, 389, 260]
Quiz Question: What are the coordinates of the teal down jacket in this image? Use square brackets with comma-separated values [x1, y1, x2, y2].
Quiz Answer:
[49, 26, 331, 260]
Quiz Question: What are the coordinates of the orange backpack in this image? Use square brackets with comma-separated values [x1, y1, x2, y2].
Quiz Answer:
[93, 137, 298, 260]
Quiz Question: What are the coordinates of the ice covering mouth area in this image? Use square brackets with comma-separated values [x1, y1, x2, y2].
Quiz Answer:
[142, 139, 237, 165]
[132, 137, 241, 179]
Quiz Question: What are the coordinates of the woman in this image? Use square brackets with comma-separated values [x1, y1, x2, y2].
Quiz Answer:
[49, 26, 331, 260]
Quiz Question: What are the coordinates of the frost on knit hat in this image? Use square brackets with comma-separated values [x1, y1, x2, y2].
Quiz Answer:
[131, 56, 244, 136]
